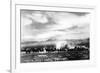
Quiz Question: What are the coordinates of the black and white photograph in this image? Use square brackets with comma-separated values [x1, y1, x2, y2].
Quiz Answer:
[20, 9, 90, 63]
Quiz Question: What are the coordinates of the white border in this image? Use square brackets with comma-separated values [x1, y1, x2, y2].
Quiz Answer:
[11, 3, 96, 73]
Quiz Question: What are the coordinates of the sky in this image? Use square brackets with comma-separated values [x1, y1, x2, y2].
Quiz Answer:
[21, 10, 91, 42]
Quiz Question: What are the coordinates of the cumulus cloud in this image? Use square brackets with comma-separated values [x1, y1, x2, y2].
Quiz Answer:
[21, 10, 90, 42]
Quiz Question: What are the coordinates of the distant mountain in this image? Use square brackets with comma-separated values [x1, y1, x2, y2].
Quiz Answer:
[46, 37, 89, 42]
[22, 38, 89, 43]
[21, 38, 89, 48]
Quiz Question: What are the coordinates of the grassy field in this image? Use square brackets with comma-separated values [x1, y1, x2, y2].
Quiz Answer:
[21, 49, 89, 63]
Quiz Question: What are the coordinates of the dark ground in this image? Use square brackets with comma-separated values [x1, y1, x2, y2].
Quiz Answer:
[21, 49, 89, 63]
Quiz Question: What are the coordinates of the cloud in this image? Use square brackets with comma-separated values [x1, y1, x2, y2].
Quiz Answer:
[21, 10, 90, 42]
[47, 14, 90, 31]
[30, 12, 48, 23]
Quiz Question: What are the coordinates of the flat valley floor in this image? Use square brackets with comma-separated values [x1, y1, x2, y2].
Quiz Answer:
[21, 49, 89, 63]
